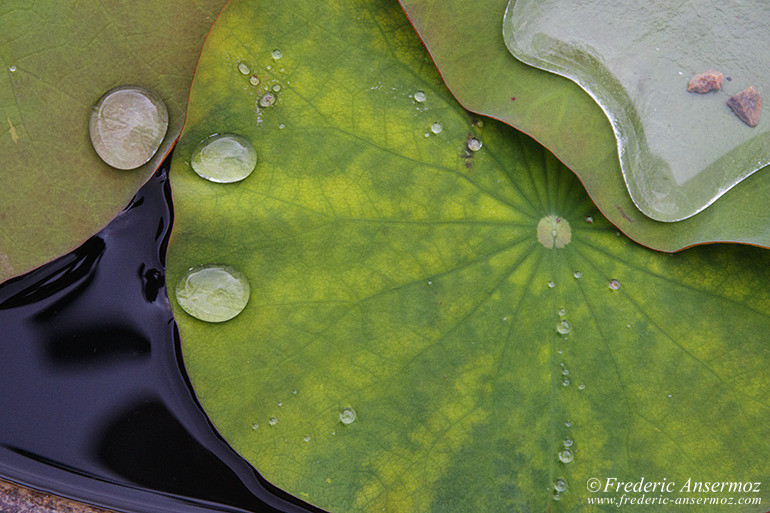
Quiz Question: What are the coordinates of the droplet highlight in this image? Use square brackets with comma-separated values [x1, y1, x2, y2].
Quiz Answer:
[430, 122, 443, 134]
[89, 86, 169, 170]
[573, 271, 582, 279]
[554, 479, 568, 492]
[175, 264, 250, 323]
[548, 281, 556, 289]
[556, 320, 572, 335]
[190, 133, 257, 183]
[414, 91, 427, 102]
[558, 449, 574, 464]
[8, 65, 16, 73]
[339, 407, 357, 425]
[558, 308, 567, 316]
[609, 279, 621, 290]
[259, 92, 277, 108]
[268, 417, 278, 426]
[272, 49, 283, 60]
[303, 435, 311, 442]
[467, 137, 483, 152]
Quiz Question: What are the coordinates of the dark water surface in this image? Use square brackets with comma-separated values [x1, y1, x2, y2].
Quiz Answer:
[0, 159, 324, 513]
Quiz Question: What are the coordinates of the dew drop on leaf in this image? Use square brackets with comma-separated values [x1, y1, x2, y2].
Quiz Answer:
[558, 449, 574, 463]
[272, 49, 283, 60]
[554, 479, 568, 492]
[175, 264, 250, 322]
[190, 133, 257, 183]
[259, 92, 277, 107]
[269, 417, 278, 426]
[414, 90, 427, 102]
[339, 407, 357, 424]
[430, 122, 443, 134]
[238, 62, 250, 75]
[89, 86, 168, 170]
[467, 137, 483, 151]
[609, 279, 620, 290]
[556, 320, 572, 335]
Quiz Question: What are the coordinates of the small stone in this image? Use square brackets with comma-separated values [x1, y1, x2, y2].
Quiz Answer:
[727, 86, 761, 127]
[687, 70, 722, 93]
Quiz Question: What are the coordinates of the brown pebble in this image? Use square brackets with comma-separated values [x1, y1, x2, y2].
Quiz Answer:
[688, 71, 723, 93]
[727, 86, 761, 127]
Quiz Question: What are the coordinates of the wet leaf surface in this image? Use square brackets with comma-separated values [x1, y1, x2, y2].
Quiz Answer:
[0, 0, 227, 282]
[400, 0, 770, 251]
[168, 0, 770, 511]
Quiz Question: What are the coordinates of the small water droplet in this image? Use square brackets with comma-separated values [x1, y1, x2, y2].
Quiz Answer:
[266, 65, 272, 71]
[89, 86, 169, 170]
[573, 271, 582, 279]
[474, 119, 484, 128]
[558, 308, 567, 316]
[272, 49, 283, 60]
[548, 281, 556, 288]
[424, 132, 430, 138]
[269, 417, 278, 426]
[278, 123, 285, 129]
[585, 215, 593, 223]
[249, 75, 260, 86]
[562, 377, 570, 387]
[414, 91, 426, 102]
[551, 229, 557, 237]
[175, 264, 250, 322]
[565, 421, 571, 427]
[578, 383, 585, 390]
[9, 65, 16, 73]
[556, 320, 572, 335]
[562, 368, 569, 376]
[553, 493, 561, 501]
[238, 62, 250, 75]
[278, 402, 283, 407]
[667, 393, 672, 398]
[563, 438, 573, 447]
[303, 435, 311, 442]
[430, 122, 443, 134]
[272, 84, 282, 93]
[340, 407, 357, 425]
[554, 479, 568, 492]
[558, 449, 574, 464]
[252, 423, 259, 430]
[292, 389, 297, 395]
[609, 279, 620, 290]
[503, 316, 509, 321]
[259, 92, 277, 107]
[467, 137, 482, 152]
[191, 133, 257, 183]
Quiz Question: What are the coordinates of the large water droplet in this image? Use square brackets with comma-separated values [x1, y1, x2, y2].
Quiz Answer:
[430, 122, 443, 134]
[238, 62, 250, 75]
[556, 320, 572, 335]
[339, 407, 357, 425]
[89, 86, 168, 170]
[175, 264, 250, 323]
[558, 449, 574, 463]
[259, 92, 277, 108]
[303, 435, 311, 442]
[554, 479, 568, 492]
[249, 75, 260, 86]
[414, 91, 427, 102]
[573, 271, 582, 279]
[251, 423, 259, 430]
[272, 49, 283, 60]
[268, 417, 278, 426]
[190, 133, 257, 183]
[609, 279, 621, 290]
[467, 137, 483, 152]
[548, 281, 556, 288]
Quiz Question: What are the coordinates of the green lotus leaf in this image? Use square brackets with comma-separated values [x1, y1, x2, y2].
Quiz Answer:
[503, 0, 770, 222]
[399, 0, 770, 251]
[168, 0, 770, 511]
[0, 0, 226, 282]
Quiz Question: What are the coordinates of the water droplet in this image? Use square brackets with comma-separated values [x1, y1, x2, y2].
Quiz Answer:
[562, 368, 569, 376]
[89, 86, 169, 170]
[667, 393, 673, 398]
[553, 493, 561, 501]
[9, 65, 16, 73]
[551, 229, 558, 237]
[556, 320, 572, 335]
[251, 423, 259, 430]
[558, 449, 574, 463]
[430, 122, 443, 134]
[562, 377, 570, 387]
[278, 123, 286, 130]
[565, 421, 571, 427]
[339, 407, 357, 425]
[585, 215, 593, 223]
[609, 279, 620, 290]
[266, 65, 272, 71]
[272, 84, 281, 93]
[558, 308, 567, 316]
[259, 92, 277, 108]
[292, 389, 298, 395]
[249, 75, 260, 86]
[548, 281, 556, 288]
[268, 417, 278, 426]
[573, 271, 582, 279]
[175, 264, 250, 322]
[414, 91, 426, 102]
[554, 479, 568, 492]
[190, 133, 257, 183]
[467, 137, 482, 152]
[278, 402, 283, 407]
[578, 383, 586, 390]
[238, 62, 250, 75]
[563, 438, 573, 447]
[303, 435, 311, 442]
[424, 132, 430, 138]
[474, 119, 484, 128]
[272, 49, 283, 60]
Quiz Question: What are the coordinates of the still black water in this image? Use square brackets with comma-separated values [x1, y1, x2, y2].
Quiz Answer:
[0, 158, 324, 513]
